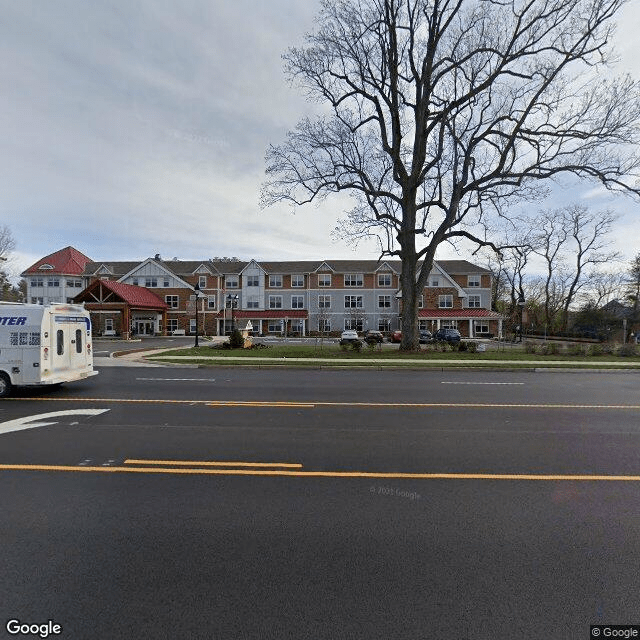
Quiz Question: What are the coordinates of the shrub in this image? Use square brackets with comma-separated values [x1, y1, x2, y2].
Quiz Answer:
[351, 340, 363, 352]
[524, 342, 537, 354]
[458, 340, 468, 352]
[616, 344, 638, 358]
[588, 344, 603, 357]
[467, 341, 478, 353]
[566, 343, 586, 357]
[228, 329, 244, 349]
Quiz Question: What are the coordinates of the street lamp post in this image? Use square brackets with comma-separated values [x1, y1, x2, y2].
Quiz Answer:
[194, 282, 201, 347]
[227, 294, 238, 334]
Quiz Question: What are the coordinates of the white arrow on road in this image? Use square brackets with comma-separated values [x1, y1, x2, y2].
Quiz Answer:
[0, 409, 110, 436]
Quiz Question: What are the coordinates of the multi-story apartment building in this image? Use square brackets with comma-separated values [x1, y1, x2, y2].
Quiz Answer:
[22, 248, 503, 338]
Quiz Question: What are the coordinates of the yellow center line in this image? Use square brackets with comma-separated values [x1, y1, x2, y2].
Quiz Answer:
[2, 397, 640, 409]
[124, 458, 303, 468]
[2, 463, 640, 481]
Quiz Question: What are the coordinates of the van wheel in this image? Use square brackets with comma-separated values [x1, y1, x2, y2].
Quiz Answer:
[0, 372, 11, 398]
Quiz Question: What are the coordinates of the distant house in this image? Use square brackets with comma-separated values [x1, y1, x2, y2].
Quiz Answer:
[23, 248, 504, 338]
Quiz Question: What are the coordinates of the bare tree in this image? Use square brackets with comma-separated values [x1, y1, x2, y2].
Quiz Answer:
[262, 0, 640, 349]
[0, 225, 15, 261]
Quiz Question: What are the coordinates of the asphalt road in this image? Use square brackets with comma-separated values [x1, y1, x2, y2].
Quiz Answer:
[1, 368, 639, 640]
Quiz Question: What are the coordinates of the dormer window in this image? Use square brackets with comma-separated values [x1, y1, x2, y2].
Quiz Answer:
[38, 264, 54, 270]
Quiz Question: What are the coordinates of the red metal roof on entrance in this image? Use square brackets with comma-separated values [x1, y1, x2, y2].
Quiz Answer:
[90, 280, 168, 309]
[419, 308, 501, 318]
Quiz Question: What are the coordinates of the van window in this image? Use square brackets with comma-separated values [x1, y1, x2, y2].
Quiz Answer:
[57, 330, 64, 355]
[76, 329, 83, 354]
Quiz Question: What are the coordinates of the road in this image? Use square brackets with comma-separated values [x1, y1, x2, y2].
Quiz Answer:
[1, 367, 639, 639]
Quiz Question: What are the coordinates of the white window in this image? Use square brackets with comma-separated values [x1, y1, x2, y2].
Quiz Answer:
[190, 319, 197, 333]
[47, 279, 60, 287]
[431, 279, 439, 287]
[268, 321, 282, 333]
[145, 278, 157, 287]
[269, 295, 282, 309]
[291, 295, 304, 309]
[439, 295, 453, 308]
[474, 320, 489, 334]
[419, 295, 424, 309]
[226, 276, 239, 288]
[318, 295, 331, 309]
[468, 295, 481, 308]
[132, 279, 138, 286]
[378, 273, 392, 287]
[378, 295, 391, 308]
[66, 279, 82, 288]
[442, 319, 458, 329]
[199, 275, 207, 288]
[31, 279, 44, 288]
[318, 274, 331, 287]
[269, 275, 283, 287]
[247, 275, 259, 287]
[247, 296, 259, 309]
[165, 295, 179, 309]
[105, 318, 114, 332]
[344, 295, 363, 308]
[163, 278, 170, 287]
[419, 320, 429, 330]
[344, 273, 363, 287]
[31, 297, 44, 305]
[318, 318, 331, 332]
[345, 318, 363, 331]
[291, 275, 304, 287]
[378, 318, 391, 332]
[468, 275, 481, 287]
[167, 319, 179, 333]
[207, 296, 216, 309]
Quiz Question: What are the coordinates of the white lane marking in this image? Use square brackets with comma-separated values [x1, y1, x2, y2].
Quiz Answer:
[136, 377, 216, 382]
[0, 410, 110, 436]
[441, 382, 525, 385]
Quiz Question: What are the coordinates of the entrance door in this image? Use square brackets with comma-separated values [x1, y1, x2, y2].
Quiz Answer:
[135, 321, 154, 335]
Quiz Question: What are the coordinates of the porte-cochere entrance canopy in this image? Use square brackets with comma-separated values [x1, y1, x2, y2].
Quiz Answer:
[73, 279, 168, 338]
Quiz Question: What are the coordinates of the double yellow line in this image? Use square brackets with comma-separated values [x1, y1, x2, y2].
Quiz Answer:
[2, 458, 640, 481]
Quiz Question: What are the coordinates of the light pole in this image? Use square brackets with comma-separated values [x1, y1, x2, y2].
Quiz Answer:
[227, 294, 238, 334]
[194, 282, 201, 347]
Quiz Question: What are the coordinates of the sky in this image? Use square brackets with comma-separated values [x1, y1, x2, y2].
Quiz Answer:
[1, 0, 639, 280]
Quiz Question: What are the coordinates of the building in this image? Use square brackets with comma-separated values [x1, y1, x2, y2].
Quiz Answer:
[22, 249, 503, 338]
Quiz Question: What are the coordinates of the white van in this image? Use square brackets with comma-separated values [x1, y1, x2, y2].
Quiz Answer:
[0, 302, 98, 397]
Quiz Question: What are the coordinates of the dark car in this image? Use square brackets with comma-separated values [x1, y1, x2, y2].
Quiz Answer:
[364, 330, 384, 343]
[419, 329, 432, 344]
[433, 328, 461, 343]
[391, 330, 402, 343]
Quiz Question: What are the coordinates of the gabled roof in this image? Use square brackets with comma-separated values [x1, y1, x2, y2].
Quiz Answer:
[22, 246, 93, 277]
[118, 258, 194, 290]
[75, 279, 168, 309]
[239, 259, 266, 275]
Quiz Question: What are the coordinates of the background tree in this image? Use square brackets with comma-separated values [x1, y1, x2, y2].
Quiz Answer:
[626, 252, 640, 323]
[0, 225, 18, 302]
[262, 0, 640, 350]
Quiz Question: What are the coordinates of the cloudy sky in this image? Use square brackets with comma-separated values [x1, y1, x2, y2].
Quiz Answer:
[1, 0, 639, 278]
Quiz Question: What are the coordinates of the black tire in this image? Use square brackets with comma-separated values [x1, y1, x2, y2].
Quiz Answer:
[0, 372, 12, 398]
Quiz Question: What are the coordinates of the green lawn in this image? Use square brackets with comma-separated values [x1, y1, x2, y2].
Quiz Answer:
[145, 343, 640, 367]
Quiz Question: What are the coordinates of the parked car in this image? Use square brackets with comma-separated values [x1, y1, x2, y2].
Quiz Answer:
[419, 329, 432, 343]
[339, 330, 361, 345]
[364, 330, 384, 343]
[433, 328, 462, 343]
[391, 330, 402, 343]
